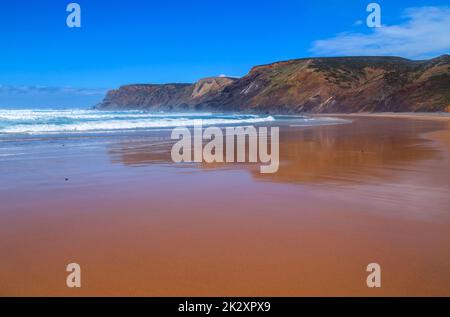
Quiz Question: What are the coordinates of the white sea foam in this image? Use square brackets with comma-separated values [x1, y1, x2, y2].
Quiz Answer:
[0, 109, 275, 134]
[0, 109, 216, 121]
[0, 109, 353, 135]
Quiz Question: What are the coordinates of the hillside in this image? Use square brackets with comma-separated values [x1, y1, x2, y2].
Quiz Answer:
[96, 55, 450, 113]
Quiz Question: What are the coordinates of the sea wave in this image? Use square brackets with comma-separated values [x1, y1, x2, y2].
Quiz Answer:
[0, 109, 216, 121]
[0, 109, 275, 134]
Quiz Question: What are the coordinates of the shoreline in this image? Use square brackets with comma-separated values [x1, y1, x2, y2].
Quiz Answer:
[312, 112, 450, 121]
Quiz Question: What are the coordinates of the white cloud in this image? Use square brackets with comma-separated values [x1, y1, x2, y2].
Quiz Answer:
[0, 85, 107, 96]
[218, 74, 240, 78]
[0, 85, 108, 108]
[311, 6, 450, 59]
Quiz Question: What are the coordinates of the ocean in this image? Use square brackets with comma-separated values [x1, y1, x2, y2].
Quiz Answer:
[0, 109, 348, 136]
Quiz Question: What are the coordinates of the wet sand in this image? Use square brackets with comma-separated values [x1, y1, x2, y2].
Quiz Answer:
[316, 112, 450, 121]
[0, 116, 449, 296]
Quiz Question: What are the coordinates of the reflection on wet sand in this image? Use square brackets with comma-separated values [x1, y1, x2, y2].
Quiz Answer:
[108, 118, 446, 185]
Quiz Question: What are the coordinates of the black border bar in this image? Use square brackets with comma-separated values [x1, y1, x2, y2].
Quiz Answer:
[1, 297, 448, 314]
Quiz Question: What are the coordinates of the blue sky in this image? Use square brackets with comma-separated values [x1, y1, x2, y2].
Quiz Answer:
[0, 0, 449, 107]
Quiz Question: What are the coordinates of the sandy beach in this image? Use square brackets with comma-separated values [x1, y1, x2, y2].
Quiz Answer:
[315, 112, 450, 121]
[0, 115, 449, 296]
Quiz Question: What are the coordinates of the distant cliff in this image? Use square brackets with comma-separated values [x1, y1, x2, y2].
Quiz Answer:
[96, 55, 450, 113]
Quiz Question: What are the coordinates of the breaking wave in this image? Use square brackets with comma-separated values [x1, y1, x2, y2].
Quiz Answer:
[0, 109, 276, 134]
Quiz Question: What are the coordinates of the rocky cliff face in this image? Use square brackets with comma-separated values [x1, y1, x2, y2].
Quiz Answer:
[191, 77, 237, 99]
[97, 83, 193, 111]
[96, 55, 450, 113]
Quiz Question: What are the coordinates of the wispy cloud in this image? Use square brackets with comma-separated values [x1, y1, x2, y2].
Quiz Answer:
[218, 74, 240, 79]
[0, 85, 107, 96]
[311, 6, 450, 59]
[0, 85, 108, 108]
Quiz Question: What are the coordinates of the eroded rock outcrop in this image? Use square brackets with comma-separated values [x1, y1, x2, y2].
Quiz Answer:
[96, 55, 450, 113]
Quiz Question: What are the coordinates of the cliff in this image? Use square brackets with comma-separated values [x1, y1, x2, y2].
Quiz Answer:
[96, 55, 450, 113]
